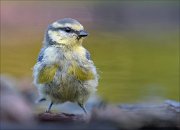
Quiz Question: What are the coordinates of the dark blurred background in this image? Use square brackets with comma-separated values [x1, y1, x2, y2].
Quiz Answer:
[1, 1, 179, 103]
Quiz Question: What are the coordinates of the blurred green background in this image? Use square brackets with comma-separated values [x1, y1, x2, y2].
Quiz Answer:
[1, 1, 179, 103]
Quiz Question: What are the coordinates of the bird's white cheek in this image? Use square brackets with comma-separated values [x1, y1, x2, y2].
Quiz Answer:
[48, 30, 62, 43]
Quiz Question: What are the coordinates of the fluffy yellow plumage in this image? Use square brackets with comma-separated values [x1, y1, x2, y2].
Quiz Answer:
[38, 65, 58, 84]
[67, 62, 95, 81]
[33, 18, 98, 114]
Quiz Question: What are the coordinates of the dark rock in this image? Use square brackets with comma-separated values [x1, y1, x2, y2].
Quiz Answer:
[37, 112, 86, 122]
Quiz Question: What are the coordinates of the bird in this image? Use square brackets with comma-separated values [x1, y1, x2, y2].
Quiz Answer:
[33, 18, 98, 114]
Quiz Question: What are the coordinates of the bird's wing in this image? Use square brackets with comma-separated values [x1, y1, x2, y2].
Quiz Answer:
[85, 50, 91, 60]
[36, 47, 58, 84]
[37, 48, 45, 62]
[38, 64, 58, 84]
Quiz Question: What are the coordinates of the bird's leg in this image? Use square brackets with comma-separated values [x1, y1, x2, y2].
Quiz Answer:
[78, 103, 87, 114]
[46, 102, 53, 113]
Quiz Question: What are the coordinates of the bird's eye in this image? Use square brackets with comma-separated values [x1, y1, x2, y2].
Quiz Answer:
[64, 27, 71, 33]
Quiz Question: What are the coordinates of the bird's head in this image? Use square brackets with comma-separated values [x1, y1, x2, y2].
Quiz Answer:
[44, 18, 88, 47]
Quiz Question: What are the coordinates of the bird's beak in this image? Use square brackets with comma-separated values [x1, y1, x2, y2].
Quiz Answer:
[78, 30, 88, 37]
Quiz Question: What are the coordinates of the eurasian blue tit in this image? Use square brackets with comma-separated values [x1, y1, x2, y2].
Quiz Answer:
[33, 18, 98, 114]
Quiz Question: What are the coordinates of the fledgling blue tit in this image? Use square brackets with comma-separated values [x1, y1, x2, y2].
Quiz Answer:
[33, 18, 98, 114]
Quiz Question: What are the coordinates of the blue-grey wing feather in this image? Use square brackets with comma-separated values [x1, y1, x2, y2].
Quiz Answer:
[86, 50, 91, 60]
[37, 48, 45, 62]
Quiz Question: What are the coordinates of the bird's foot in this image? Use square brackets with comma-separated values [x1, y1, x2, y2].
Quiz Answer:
[45, 110, 51, 113]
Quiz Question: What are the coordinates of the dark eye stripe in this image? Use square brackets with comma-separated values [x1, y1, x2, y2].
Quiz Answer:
[54, 27, 80, 35]
[48, 25, 81, 35]
[64, 27, 71, 32]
